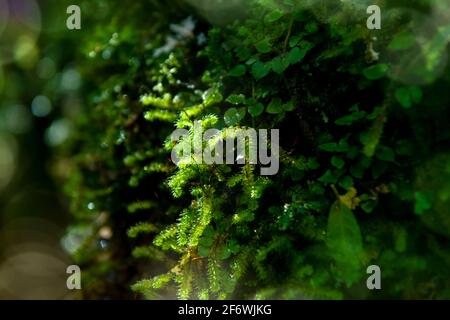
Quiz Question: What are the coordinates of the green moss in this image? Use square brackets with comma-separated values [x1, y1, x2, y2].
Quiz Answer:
[61, 0, 450, 299]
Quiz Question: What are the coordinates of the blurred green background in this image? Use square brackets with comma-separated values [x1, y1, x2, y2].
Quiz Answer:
[0, 0, 82, 299]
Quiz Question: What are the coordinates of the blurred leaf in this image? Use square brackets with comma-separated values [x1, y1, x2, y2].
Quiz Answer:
[361, 199, 377, 214]
[319, 169, 340, 184]
[395, 86, 422, 109]
[271, 55, 290, 74]
[203, 88, 223, 106]
[226, 94, 246, 105]
[331, 156, 345, 169]
[376, 146, 395, 162]
[288, 47, 308, 64]
[319, 142, 339, 152]
[199, 246, 210, 257]
[255, 39, 272, 53]
[265, 10, 284, 23]
[218, 246, 231, 260]
[338, 176, 354, 190]
[249, 102, 264, 117]
[251, 61, 271, 80]
[335, 111, 367, 125]
[414, 191, 432, 215]
[289, 35, 301, 47]
[229, 64, 246, 77]
[282, 100, 295, 111]
[266, 98, 283, 114]
[327, 200, 363, 287]
[388, 32, 415, 51]
[363, 64, 389, 80]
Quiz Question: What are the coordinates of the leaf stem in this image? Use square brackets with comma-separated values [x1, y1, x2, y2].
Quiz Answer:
[283, 16, 295, 53]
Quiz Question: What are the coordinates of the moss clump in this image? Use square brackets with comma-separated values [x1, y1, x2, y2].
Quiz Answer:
[59, 0, 450, 299]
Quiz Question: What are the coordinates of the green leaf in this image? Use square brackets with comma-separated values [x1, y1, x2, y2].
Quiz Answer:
[266, 98, 283, 114]
[367, 107, 383, 120]
[238, 26, 250, 36]
[331, 156, 345, 169]
[388, 32, 416, 51]
[235, 47, 252, 61]
[360, 116, 385, 158]
[305, 22, 318, 34]
[361, 199, 377, 214]
[251, 61, 271, 80]
[229, 64, 246, 77]
[395, 87, 412, 108]
[255, 39, 272, 54]
[289, 35, 301, 48]
[226, 94, 246, 105]
[395, 86, 422, 109]
[203, 88, 223, 106]
[319, 142, 338, 152]
[203, 226, 215, 238]
[218, 246, 231, 260]
[228, 240, 240, 254]
[199, 246, 210, 257]
[300, 41, 315, 51]
[282, 100, 295, 111]
[338, 176, 354, 190]
[326, 200, 363, 287]
[318, 169, 340, 184]
[199, 236, 214, 248]
[409, 86, 423, 103]
[414, 191, 432, 215]
[362, 63, 389, 80]
[335, 111, 367, 125]
[265, 10, 284, 23]
[338, 139, 350, 152]
[319, 140, 349, 153]
[224, 107, 246, 126]
[349, 104, 359, 112]
[288, 47, 307, 64]
[271, 55, 290, 74]
[248, 102, 264, 117]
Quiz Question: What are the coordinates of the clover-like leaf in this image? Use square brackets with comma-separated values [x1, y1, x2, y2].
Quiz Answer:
[249, 102, 264, 117]
[395, 86, 422, 109]
[226, 94, 246, 105]
[255, 39, 272, 54]
[266, 98, 283, 114]
[203, 88, 223, 106]
[271, 55, 290, 74]
[251, 61, 271, 80]
[224, 107, 246, 126]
